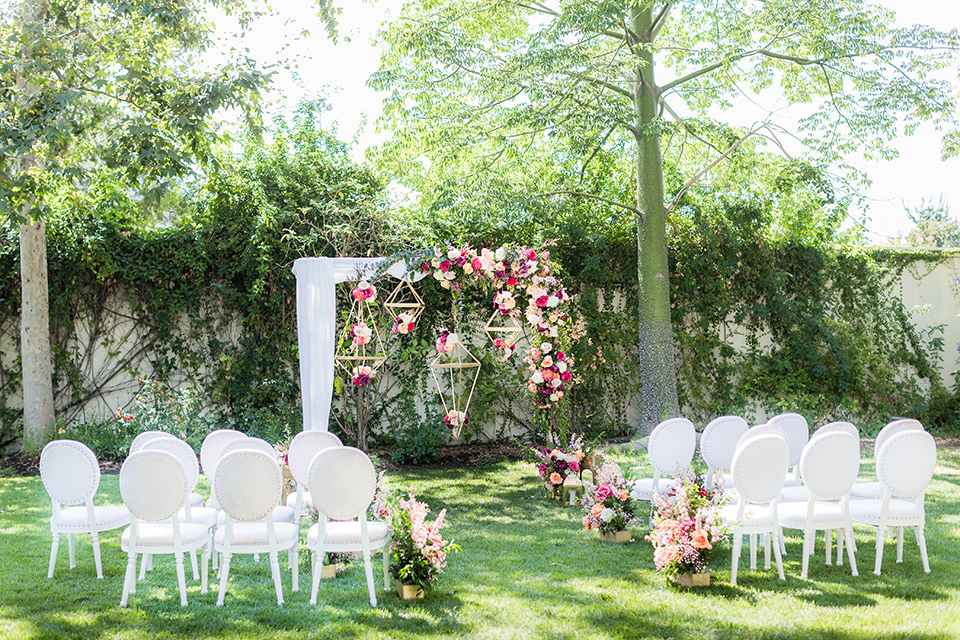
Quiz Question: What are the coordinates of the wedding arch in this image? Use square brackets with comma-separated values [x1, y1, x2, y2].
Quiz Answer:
[292, 244, 576, 437]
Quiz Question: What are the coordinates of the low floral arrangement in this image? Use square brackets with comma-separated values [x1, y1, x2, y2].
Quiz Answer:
[531, 433, 585, 497]
[580, 461, 638, 534]
[392, 311, 416, 334]
[352, 280, 377, 302]
[351, 364, 373, 386]
[645, 472, 728, 578]
[384, 494, 459, 592]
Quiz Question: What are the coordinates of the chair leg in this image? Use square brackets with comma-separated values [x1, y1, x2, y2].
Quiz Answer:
[120, 552, 137, 607]
[310, 550, 323, 605]
[801, 529, 812, 579]
[772, 529, 785, 580]
[763, 533, 771, 570]
[824, 529, 832, 566]
[844, 526, 858, 576]
[382, 547, 391, 592]
[749, 534, 757, 570]
[873, 527, 885, 575]
[363, 551, 377, 607]
[68, 534, 76, 569]
[730, 532, 743, 585]
[189, 550, 199, 581]
[91, 531, 104, 579]
[139, 554, 149, 581]
[269, 551, 284, 606]
[916, 525, 930, 573]
[174, 551, 188, 606]
[201, 545, 210, 594]
[217, 553, 232, 606]
[48, 533, 60, 579]
[896, 527, 904, 563]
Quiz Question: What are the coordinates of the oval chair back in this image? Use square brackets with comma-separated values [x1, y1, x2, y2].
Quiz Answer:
[199, 429, 246, 480]
[878, 429, 936, 500]
[800, 432, 861, 502]
[874, 419, 923, 460]
[699, 415, 749, 484]
[648, 417, 696, 477]
[218, 436, 277, 465]
[129, 430, 177, 455]
[731, 434, 790, 505]
[736, 423, 787, 452]
[287, 431, 343, 520]
[309, 447, 377, 521]
[41, 440, 101, 507]
[813, 421, 859, 441]
[215, 450, 284, 522]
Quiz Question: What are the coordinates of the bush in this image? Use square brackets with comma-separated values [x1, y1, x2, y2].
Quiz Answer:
[391, 411, 449, 466]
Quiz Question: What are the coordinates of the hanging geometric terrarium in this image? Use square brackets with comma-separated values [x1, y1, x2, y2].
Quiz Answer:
[430, 330, 481, 439]
[335, 280, 387, 387]
[484, 309, 523, 362]
[383, 278, 424, 336]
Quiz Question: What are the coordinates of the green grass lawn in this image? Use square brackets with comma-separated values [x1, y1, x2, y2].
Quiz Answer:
[2, 446, 958, 640]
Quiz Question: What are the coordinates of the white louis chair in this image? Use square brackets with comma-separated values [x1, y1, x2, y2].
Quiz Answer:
[849, 429, 937, 575]
[40, 440, 131, 579]
[767, 413, 809, 486]
[141, 437, 218, 579]
[200, 429, 246, 507]
[813, 421, 859, 440]
[778, 431, 860, 579]
[718, 433, 790, 585]
[699, 415, 749, 488]
[214, 449, 300, 606]
[119, 450, 210, 607]
[307, 446, 390, 607]
[850, 419, 924, 500]
[630, 418, 696, 524]
[286, 430, 343, 521]
[128, 430, 177, 454]
[214, 438, 296, 526]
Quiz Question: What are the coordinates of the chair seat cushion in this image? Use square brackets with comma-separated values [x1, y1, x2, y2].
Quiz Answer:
[157, 506, 217, 528]
[849, 481, 881, 499]
[778, 501, 847, 528]
[214, 521, 300, 548]
[217, 505, 295, 526]
[849, 498, 922, 524]
[188, 492, 204, 507]
[630, 477, 675, 501]
[306, 520, 390, 547]
[121, 522, 209, 549]
[718, 503, 778, 529]
[778, 486, 811, 503]
[54, 505, 130, 530]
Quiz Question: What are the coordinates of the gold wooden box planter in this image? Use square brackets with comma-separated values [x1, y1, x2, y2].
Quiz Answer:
[599, 530, 632, 544]
[669, 571, 710, 587]
[319, 564, 341, 580]
[395, 580, 425, 600]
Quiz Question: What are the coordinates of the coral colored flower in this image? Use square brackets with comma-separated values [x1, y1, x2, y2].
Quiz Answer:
[550, 472, 563, 485]
[691, 528, 712, 550]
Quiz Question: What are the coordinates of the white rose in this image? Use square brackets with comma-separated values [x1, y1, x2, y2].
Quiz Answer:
[600, 508, 615, 523]
[447, 248, 460, 260]
[541, 342, 552, 353]
[557, 362, 567, 373]
[526, 312, 541, 325]
[446, 333, 460, 346]
[495, 247, 506, 261]
[550, 326, 559, 337]
[531, 371, 544, 384]
[547, 295, 559, 307]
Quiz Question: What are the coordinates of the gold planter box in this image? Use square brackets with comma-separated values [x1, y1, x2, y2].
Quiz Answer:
[319, 564, 339, 580]
[599, 530, 632, 543]
[395, 579, 424, 600]
[669, 571, 710, 587]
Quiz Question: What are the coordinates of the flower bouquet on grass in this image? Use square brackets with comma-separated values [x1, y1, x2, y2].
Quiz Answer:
[530, 433, 586, 499]
[645, 472, 728, 585]
[384, 494, 459, 598]
[581, 461, 638, 542]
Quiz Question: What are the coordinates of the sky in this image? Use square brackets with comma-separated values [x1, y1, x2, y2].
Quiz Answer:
[220, 0, 960, 244]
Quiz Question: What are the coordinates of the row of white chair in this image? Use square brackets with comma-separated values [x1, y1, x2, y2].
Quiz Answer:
[40, 430, 390, 607]
[631, 415, 937, 582]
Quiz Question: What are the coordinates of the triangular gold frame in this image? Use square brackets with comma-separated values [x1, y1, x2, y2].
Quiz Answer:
[383, 279, 425, 330]
[335, 295, 387, 383]
[484, 310, 523, 360]
[429, 338, 481, 439]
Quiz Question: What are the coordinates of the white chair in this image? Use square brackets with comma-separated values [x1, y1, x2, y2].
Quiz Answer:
[141, 437, 218, 579]
[699, 415, 748, 488]
[40, 440, 131, 579]
[850, 419, 923, 500]
[849, 429, 937, 575]
[813, 421, 859, 440]
[718, 434, 790, 585]
[307, 446, 390, 607]
[119, 450, 210, 606]
[214, 449, 300, 606]
[200, 429, 246, 507]
[780, 421, 859, 503]
[129, 430, 177, 454]
[778, 432, 860, 579]
[214, 438, 296, 526]
[767, 413, 809, 486]
[630, 418, 696, 522]
[286, 431, 343, 521]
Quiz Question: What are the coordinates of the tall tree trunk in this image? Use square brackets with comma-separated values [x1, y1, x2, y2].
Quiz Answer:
[17, 0, 55, 448]
[631, 5, 680, 434]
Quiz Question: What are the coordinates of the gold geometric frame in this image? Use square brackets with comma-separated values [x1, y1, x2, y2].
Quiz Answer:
[335, 295, 386, 381]
[429, 336, 481, 439]
[484, 310, 523, 360]
[383, 279, 425, 329]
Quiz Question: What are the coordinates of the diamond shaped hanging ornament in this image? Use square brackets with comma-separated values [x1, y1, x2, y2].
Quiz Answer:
[485, 308, 522, 362]
[335, 279, 386, 388]
[430, 329, 481, 439]
[383, 278, 424, 336]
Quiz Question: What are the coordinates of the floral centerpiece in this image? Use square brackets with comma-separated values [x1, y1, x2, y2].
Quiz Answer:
[384, 494, 459, 597]
[645, 472, 728, 585]
[531, 433, 585, 499]
[581, 461, 638, 541]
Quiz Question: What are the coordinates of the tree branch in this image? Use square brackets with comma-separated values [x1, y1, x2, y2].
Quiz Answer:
[540, 190, 646, 222]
